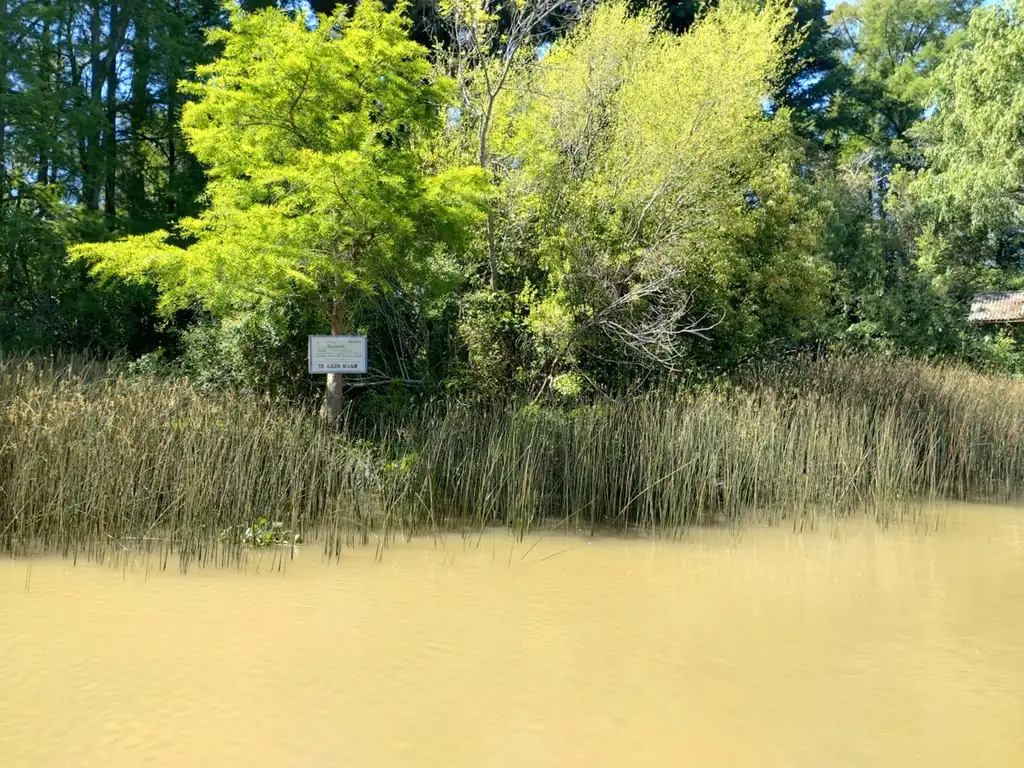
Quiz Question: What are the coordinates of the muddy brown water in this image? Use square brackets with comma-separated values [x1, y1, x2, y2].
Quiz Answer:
[2, 505, 1023, 767]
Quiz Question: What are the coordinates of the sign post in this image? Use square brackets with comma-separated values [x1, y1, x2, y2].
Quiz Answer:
[308, 335, 368, 375]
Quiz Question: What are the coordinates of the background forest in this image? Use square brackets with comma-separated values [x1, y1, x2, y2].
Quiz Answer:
[4, 0, 1024, 408]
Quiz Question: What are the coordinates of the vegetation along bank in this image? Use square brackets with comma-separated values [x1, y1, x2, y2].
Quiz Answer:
[5, 0, 1024, 563]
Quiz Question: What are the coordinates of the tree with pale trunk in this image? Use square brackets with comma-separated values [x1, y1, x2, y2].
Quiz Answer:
[71, 0, 488, 419]
[472, 0, 829, 385]
[437, 0, 577, 290]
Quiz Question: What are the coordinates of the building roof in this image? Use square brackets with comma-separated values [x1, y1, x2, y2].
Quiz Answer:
[969, 291, 1024, 324]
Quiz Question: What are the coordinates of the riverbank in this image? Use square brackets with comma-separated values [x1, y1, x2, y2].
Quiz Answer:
[2, 355, 1024, 566]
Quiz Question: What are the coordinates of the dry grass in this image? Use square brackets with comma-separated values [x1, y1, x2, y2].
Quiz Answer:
[2, 355, 1023, 567]
[0, 356, 375, 568]
[383, 358, 1024, 533]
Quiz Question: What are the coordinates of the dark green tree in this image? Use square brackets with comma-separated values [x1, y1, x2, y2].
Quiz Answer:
[0, 0, 226, 354]
[827, 0, 979, 165]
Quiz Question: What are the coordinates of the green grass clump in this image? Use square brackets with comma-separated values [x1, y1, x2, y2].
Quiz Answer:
[2, 355, 1023, 567]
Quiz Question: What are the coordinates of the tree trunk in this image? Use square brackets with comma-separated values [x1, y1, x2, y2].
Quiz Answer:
[319, 298, 346, 424]
[82, 1, 103, 211]
[127, 9, 149, 220]
[478, 111, 498, 290]
[166, 42, 177, 216]
[37, 3, 52, 187]
[103, 4, 119, 220]
[485, 214, 498, 289]
[321, 374, 345, 423]
[0, 0, 9, 198]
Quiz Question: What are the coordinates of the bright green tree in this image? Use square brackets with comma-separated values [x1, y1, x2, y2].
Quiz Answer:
[73, 1, 487, 417]
[462, 0, 829, 391]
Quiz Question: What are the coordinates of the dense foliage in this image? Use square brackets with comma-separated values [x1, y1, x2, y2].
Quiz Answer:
[6, 0, 1024, 404]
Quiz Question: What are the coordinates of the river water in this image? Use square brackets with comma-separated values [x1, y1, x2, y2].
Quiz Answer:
[2, 505, 1023, 767]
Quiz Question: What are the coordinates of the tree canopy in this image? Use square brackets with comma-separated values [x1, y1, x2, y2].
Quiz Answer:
[481, 1, 827, 384]
[74, 1, 486, 323]
[5, 0, 1024, 399]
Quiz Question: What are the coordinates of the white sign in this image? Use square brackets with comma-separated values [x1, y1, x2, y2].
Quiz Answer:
[308, 335, 368, 374]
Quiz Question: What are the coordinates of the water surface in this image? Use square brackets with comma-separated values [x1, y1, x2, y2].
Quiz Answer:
[2, 506, 1023, 766]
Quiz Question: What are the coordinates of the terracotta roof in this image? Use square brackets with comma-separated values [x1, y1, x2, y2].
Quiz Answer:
[969, 291, 1024, 323]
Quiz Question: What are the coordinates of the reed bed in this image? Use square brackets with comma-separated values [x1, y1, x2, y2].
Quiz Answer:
[0, 356, 376, 568]
[2, 355, 1023, 566]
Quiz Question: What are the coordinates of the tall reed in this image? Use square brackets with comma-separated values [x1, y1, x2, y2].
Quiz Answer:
[2, 354, 1023, 566]
[0, 356, 375, 568]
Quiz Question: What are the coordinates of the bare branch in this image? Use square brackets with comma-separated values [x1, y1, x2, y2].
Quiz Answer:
[579, 267, 724, 371]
